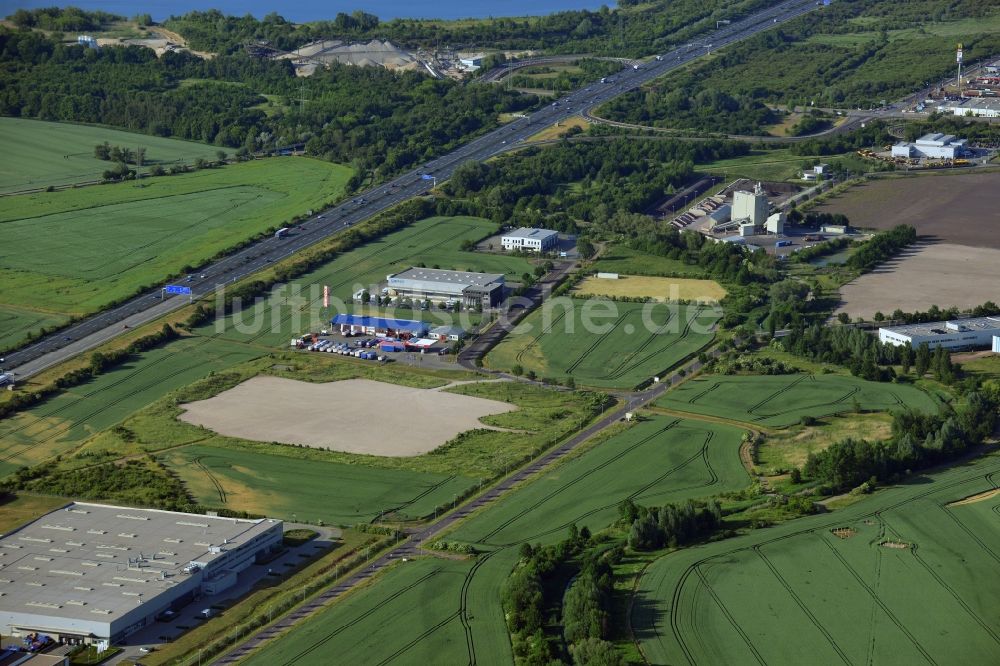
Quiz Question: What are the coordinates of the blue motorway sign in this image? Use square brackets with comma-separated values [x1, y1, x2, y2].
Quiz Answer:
[420, 174, 435, 180]
[165, 285, 193, 295]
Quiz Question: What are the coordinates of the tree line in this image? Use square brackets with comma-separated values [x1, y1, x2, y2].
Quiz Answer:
[804, 390, 998, 494]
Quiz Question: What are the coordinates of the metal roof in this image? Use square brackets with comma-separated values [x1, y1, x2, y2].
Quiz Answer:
[502, 227, 559, 242]
[881, 316, 1000, 338]
[331, 314, 428, 333]
[388, 267, 504, 288]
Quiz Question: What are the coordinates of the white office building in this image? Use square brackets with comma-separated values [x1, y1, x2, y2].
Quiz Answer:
[501, 228, 559, 253]
[0, 503, 282, 645]
[879, 317, 1000, 351]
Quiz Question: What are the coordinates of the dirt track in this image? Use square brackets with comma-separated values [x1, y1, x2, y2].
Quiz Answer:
[835, 242, 1000, 318]
[178, 376, 515, 456]
[813, 172, 1000, 249]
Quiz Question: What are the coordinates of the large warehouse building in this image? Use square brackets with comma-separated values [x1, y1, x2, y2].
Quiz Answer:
[386, 267, 505, 309]
[0, 503, 282, 645]
[936, 97, 1000, 118]
[891, 133, 967, 159]
[879, 316, 1000, 351]
[501, 228, 559, 253]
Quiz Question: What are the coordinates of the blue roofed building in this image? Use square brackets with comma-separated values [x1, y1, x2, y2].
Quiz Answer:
[331, 314, 428, 338]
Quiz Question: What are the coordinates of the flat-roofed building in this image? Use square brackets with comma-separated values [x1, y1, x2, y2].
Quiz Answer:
[0, 503, 282, 646]
[386, 267, 505, 309]
[501, 228, 559, 253]
[879, 317, 1000, 351]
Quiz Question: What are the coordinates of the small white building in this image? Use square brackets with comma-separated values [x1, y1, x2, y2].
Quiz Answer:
[458, 54, 485, 71]
[993, 335, 1000, 353]
[892, 133, 967, 159]
[765, 212, 785, 234]
[821, 224, 848, 235]
[879, 317, 1000, 351]
[501, 227, 559, 253]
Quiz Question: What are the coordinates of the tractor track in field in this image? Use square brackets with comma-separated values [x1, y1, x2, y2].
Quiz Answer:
[513, 308, 567, 365]
[647, 460, 1000, 665]
[193, 456, 228, 504]
[563, 311, 631, 376]
[374, 474, 458, 523]
[459, 550, 496, 665]
[272, 570, 443, 665]
[607, 305, 711, 383]
[600, 308, 676, 380]
[753, 544, 852, 665]
[751, 385, 861, 421]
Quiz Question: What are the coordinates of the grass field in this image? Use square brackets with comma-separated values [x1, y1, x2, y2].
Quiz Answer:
[0, 304, 69, 352]
[243, 416, 751, 666]
[527, 116, 590, 142]
[574, 274, 726, 302]
[592, 245, 708, 278]
[161, 444, 476, 525]
[0, 117, 223, 193]
[486, 299, 720, 388]
[0, 158, 352, 328]
[0, 336, 264, 478]
[194, 216, 533, 347]
[0, 493, 69, 533]
[656, 374, 940, 428]
[632, 452, 1000, 665]
[698, 148, 866, 182]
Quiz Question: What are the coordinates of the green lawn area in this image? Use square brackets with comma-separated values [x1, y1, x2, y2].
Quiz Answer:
[632, 452, 1000, 665]
[194, 216, 534, 348]
[699, 148, 838, 182]
[0, 117, 223, 193]
[657, 374, 940, 428]
[161, 444, 476, 525]
[808, 14, 1000, 46]
[0, 493, 70, 533]
[592, 245, 709, 278]
[486, 299, 719, 389]
[243, 415, 750, 665]
[0, 303, 69, 353]
[0, 158, 352, 329]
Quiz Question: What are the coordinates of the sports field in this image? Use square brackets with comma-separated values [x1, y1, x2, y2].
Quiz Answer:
[632, 453, 1000, 665]
[574, 274, 726, 302]
[0, 336, 263, 479]
[657, 374, 940, 427]
[0, 158, 351, 328]
[0, 117, 223, 193]
[196, 216, 533, 347]
[243, 416, 750, 665]
[486, 299, 720, 388]
[161, 444, 476, 525]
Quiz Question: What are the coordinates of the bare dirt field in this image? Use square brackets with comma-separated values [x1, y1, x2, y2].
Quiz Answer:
[573, 275, 727, 302]
[813, 172, 1000, 249]
[178, 376, 515, 456]
[835, 242, 1000, 319]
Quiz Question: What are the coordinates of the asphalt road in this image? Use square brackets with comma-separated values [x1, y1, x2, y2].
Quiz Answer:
[3, 0, 822, 382]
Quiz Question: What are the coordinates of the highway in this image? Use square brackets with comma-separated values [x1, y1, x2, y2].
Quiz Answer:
[3, 0, 823, 381]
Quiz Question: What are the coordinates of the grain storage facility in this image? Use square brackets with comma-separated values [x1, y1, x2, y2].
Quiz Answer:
[878, 317, 1000, 351]
[0, 503, 282, 646]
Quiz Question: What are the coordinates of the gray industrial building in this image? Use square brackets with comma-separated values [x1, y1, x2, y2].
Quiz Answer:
[386, 267, 505, 308]
[891, 133, 967, 159]
[501, 228, 559, 253]
[0, 503, 282, 645]
[879, 316, 1000, 351]
[936, 97, 1000, 118]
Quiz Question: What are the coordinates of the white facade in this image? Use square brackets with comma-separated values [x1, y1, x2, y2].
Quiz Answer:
[993, 335, 1000, 353]
[732, 184, 769, 227]
[892, 133, 966, 159]
[879, 317, 1000, 351]
[765, 212, 785, 234]
[501, 227, 559, 253]
[937, 98, 1000, 118]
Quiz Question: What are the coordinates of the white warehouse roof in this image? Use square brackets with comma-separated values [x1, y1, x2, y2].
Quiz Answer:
[502, 227, 559, 241]
[387, 267, 504, 288]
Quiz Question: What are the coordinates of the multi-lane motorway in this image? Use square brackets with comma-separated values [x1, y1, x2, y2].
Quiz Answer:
[4, 0, 823, 380]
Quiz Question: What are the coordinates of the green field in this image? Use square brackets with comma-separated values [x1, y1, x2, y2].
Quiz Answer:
[0, 158, 351, 327]
[486, 299, 720, 389]
[0, 117, 224, 193]
[0, 336, 264, 478]
[195, 216, 533, 347]
[161, 444, 476, 525]
[245, 416, 750, 665]
[632, 453, 1000, 665]
[0, 303, 69, 352]
[657, 374, 940, 427]
[591, 245, 709, 278]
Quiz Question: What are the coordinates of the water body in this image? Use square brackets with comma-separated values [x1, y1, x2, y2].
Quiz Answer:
[8, 0, 610, 22]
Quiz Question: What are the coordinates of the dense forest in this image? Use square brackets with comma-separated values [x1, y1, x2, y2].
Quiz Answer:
[0, 28, 534, 177]
[599, 0, 1000, 132]
[162, 0, 773, 57]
